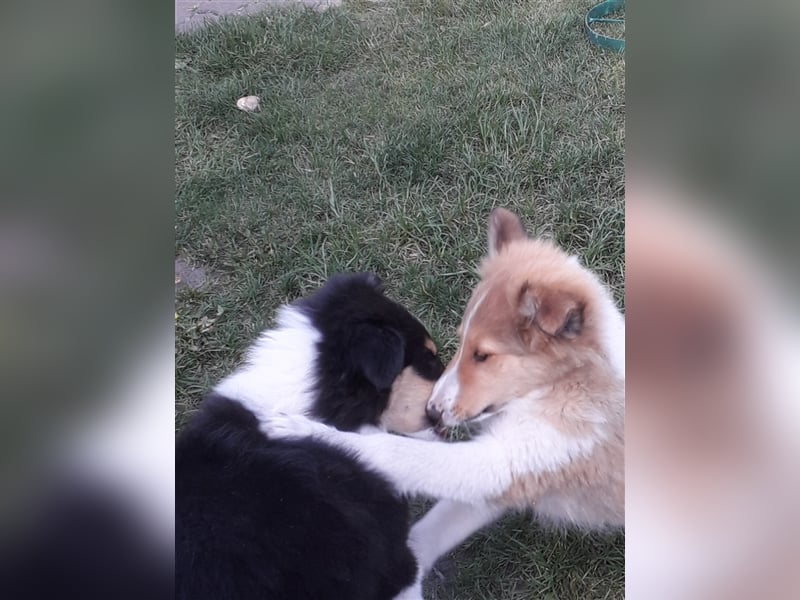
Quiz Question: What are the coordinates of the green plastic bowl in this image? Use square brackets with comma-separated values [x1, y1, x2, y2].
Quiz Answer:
[586, 0, 625, 52]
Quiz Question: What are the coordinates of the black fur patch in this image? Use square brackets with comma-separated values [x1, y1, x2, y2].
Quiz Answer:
[176, 394, 417, 600]
[296, 273, 444, 431]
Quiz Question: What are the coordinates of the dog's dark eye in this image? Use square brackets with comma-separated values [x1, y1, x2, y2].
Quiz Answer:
[473, 351, 488, 363]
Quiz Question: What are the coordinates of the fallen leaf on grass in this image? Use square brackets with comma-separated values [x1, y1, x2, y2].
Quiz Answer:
[236, 96, 260, 112]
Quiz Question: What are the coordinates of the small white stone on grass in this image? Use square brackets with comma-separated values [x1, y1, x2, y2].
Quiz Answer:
[236, 96, 260, 112]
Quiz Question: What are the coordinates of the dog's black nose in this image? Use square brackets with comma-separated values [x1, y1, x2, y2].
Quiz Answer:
[426, 404, 443, 426]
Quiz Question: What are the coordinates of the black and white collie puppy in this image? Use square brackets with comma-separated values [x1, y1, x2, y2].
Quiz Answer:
[176, 273, 444, 600]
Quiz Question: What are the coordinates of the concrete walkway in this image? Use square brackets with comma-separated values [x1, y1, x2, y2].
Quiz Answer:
[176, 0, 342, 32]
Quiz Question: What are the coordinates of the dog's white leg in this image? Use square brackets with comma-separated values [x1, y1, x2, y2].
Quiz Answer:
[392, 583, 423, 600]
[261, 414, 516, 502]
[326, 430, 513, 502]
[410, 500, 505, 577]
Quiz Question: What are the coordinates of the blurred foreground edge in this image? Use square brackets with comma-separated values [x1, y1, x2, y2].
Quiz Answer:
[625, 177, 800, 600]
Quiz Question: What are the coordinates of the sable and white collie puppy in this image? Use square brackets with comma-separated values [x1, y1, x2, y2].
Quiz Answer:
[265, 209, 625, 591]
[176, 273, 444, 600]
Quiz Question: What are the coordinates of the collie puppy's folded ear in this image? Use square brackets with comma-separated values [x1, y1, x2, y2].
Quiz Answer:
[488, 208, 527, 257]
[518, 283, 584, 339]
[349, 323, 405, 390]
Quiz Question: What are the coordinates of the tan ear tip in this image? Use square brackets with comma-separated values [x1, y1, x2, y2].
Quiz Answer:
[489, 207, 516, 223]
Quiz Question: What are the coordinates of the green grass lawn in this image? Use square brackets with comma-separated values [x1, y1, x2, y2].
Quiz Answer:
[175, 0, 624, 597]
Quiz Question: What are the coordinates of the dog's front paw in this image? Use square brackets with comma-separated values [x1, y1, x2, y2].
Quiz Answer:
[261, 412, 329, 440]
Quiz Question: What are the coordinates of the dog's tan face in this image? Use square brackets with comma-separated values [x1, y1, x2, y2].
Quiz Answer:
[427, 209, 605, 427]
[381, 339, 441, 433]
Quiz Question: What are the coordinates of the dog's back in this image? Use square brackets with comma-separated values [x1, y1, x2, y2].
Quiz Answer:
[176, 394, 416, 600]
